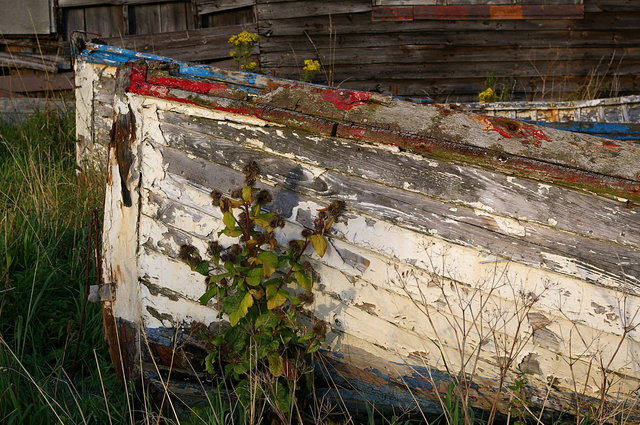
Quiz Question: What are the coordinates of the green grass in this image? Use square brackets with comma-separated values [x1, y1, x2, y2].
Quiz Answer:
[0, 111, 130, 424]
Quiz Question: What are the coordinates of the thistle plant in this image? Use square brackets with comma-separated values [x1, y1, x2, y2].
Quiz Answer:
[301, 59, 321, 83]
[228, 31, 260, 72]
[180, 161, 345, 420]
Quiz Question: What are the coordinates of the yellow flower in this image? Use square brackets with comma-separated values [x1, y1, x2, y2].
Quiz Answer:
[303, 59, 321, 72]
[478, 87, 495, 103]
[229, 31, 260, 46]
[242, 61, 257, 72]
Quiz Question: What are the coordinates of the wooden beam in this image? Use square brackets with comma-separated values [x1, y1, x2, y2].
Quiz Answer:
[372, 5, 584, 21]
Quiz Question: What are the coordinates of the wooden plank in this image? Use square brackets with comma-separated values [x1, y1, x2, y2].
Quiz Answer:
[130, 4, 162, 34]
[84, 5, 125, 38]
[260, 30, 640, 51]
[0, 52, 60, 73]
[142, 167, 638, 345]
[585, 0, 638, 12]
[197, 0, 255, 15]
[63, 7, 86, 41]
[0, 98, 72, 122]
[373, 5, 586, 20]
[156, 118, 640, 291]
[260, 44, 638, 67]
[59, 0, 179, 6]
[259, 12, 640, 36]
[2, 0, 53, 35]
[201, 7, 255, 27]
[103, 24, 255, 61]
[0, 73, 74, 94]
[259, 54, 639, 93]
[159, 109, 640, 247]
[159, 2, 189, 32]
[324, 75, 640, 102]
[375, 0, 583, 3]
[119, 63, 640, 200]
[257, 0, 371, 20]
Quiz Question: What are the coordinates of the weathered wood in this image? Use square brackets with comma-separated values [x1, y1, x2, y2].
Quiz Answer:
[63, 7, 86, 40]
[158, 109, 640, 248]
[0, 73, 74, 94]
[201, 7, 255, 27]
[84, 5, 126, 38]
[103, 24, 255, 61]
[130, 4, 162, 34]
[372, 5, 585, 21]
[0, 52, 62, 73]
[197, 0, 255, 15]
[259, 11, 640, 36]
[260, 54, 640, 78]
[375, 0, 582, 4]
[115, 60, 640, 202]
[257, 0, 371, 20]
[81, 46, 640, 422]
[0, 98, 72, 122]
[157, 121, 640, 292]
[159, 2, 190, 32]
[253, 2, 640, 100]
[131, 133, 640, 412]
[59, 0, 180, 6]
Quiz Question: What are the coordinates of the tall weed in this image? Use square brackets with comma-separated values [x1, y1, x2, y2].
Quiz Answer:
[0, 111, 128, 424]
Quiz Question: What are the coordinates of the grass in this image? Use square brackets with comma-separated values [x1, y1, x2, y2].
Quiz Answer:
[0, 110, 130, 424]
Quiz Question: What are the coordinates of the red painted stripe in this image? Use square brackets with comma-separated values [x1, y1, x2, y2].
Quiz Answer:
[122, 63, 640, 201]
[371, 6, 414, 21]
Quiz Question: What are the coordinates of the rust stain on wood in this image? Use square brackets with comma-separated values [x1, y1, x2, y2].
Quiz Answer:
[109, 105, 136, 207]
[101, 304, 138, 384]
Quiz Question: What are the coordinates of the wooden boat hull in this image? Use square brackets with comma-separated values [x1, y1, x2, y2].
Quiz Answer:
[76, 44, 640, 420]
[460, 96, 640, 142]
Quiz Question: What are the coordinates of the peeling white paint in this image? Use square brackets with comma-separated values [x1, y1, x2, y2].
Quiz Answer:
[475, 209, 527, 237]
[537, 183, 552, 195]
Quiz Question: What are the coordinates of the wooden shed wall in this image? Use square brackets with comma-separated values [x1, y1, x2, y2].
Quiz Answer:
[256, 0, 640, 101]
[52, 0, 640, 101]
[59, 0, 255, 63]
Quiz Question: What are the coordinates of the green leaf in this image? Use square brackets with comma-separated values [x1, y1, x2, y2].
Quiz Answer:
[223, 211, 236, 230]
[309, 234, 328, 257]
[229, 292, 254, 326]
[223, 262, 237, 275]
[267, 289, 288, 310]
[199, 285, 218, 305]
[209, 272, 230, 284]
[223, 228, 243, 237]
[274, 380, 292, 413]
[254, 212, 275, 228]
[268, 353, 283, 377]
[294, 271, 312, 290]
[193, 261, 210, 276]
[250, 202, 261, 217]
[246, 267, 263, 286]
[204, 351, 217, 374]
[255, 312, 281, 330]
[257, 251, 278, 278]
[242, 186, 253, 203]
[307, 339, 321, 354]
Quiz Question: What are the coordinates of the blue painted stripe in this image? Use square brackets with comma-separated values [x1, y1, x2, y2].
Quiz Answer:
[527, 120, 640, 141]
[81, 43, 262, 94]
